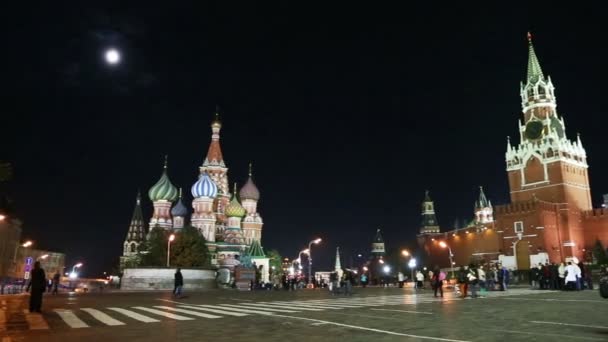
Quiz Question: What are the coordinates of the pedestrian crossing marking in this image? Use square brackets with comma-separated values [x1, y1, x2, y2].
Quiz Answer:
[55, 309, 89, 328]
[153, 306, 221, 319]
[198, 305, 275, 315]
[132, 307, 195, 321]
[81, 308, 125, 326]
[22, 310, 49, 330]
[239, 303, 323, 311]
[219, 304, 298, 313]
[107, 307, 160, 323]
[176, 305, 249, 317]
[8, 288, 559, 332]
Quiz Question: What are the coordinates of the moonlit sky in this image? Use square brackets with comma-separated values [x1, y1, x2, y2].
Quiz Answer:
[3, 3, 608, 276]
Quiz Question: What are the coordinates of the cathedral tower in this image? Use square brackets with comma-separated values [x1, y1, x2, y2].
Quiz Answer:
[420, 190, 440, 234]
[199, 111, 231, 235]
[148, 156, 179, 229]
[122, 192, 146, 257]
[240, 163, 263, 244]
[191, 172, 218, 242]
[506, 33, 592, 210]
[171, 188, 188, 230]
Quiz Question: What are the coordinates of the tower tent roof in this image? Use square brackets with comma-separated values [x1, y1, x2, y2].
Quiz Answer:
[526, 32, 545, 84]
[476, 186, 490, 208]
[126, 191, 146, 243]
[246, 240, 266, 258]
[203, 111, 225, 167]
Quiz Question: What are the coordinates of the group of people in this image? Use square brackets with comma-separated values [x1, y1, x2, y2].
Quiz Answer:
[529, 260, 593, 291]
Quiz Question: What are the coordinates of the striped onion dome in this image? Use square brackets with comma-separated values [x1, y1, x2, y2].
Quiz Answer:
[171, 189, 188, 217]
[225, 183, 246, 218]
[239, 163, 260, 201]
[191, 172, 218, 198]
[148, 157, 179, 202]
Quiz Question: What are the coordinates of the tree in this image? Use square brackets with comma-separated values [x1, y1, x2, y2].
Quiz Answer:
[593, 239, 608, 265]
[138, 226, 169, 267]
[266, 249, 283, 276]
[0, 162, 12, 182]
[170, 225, 210, 267]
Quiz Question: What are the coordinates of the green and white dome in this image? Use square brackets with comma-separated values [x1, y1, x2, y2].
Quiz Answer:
[148, 157, 179, 202]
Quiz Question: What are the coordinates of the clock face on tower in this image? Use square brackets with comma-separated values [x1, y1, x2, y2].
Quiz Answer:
[525, 120, 544, 141]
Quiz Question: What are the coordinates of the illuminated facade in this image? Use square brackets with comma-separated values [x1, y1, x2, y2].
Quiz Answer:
[418, 35, 608, 270]
[121, 112, 265, 268]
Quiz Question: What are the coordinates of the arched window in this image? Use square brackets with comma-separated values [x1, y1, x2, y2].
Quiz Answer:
[528, 89, 534, 98]
[130, 243, 136, 253]
[538, 86, 546, 95]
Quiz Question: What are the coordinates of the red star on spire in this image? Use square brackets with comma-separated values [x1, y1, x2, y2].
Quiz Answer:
[527, 32, 533, 42]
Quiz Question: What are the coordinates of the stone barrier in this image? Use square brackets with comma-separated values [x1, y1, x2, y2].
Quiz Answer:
[121, 268, 216, 291]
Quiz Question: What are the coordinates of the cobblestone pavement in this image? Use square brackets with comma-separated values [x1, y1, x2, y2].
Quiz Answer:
[1, 287, 607, 341]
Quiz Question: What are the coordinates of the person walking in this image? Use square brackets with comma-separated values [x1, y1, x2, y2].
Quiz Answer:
[457, 266, 468, 298]
[432, 267, 444, 298]
[416, 270, 424, 290]
[26, 261, 46, 313]
[173, 268, 184, 298]
[52, 272, 60, 294]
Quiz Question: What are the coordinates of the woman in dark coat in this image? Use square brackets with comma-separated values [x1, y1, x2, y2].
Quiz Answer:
[26, 261, 46, 313]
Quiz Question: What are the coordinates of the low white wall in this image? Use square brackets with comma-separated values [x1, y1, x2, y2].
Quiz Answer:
[121, 268, 217, 291]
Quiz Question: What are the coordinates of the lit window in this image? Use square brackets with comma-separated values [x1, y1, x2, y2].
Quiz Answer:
[514, 221, 524, 233]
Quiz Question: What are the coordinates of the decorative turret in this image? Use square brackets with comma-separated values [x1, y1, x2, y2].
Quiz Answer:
[191, 172, 218, 242]
[420, 190, 440, 234]
[371, 228, 386, 257]
[474, 186, 494, 224]
[149, 156, 179, 229]
[123, 191, 146, 257]
[171, 188, 188, 229]
[240, 163, 263, 245]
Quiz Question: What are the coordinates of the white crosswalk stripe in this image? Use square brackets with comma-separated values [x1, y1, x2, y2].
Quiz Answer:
[81, 308, 125, 326]
[236, 303, 323, 311]
[55, 309, 89, 328]
[218, 304, 298, 313]
[153, 306, 221, 319]
[107, 307, 160, 323]
[177, 305, 249, 317]
[132, 307, 195, 320]
[198, 305, 275, 315]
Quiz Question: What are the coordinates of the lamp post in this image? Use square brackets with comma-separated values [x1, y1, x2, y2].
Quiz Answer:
[408, 258, 417, 286]
[167, 234, 175, 268]
[439, 241, 455, 279]
[307, 238, 322, 287]
[69, 263, 83, 279]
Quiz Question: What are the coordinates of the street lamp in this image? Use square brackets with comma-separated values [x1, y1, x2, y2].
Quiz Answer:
[0, 214, 5, 221]
[307, 238, 322, 287]
[401, 249, 410, 257]
[408, 258, 417, 284]
[70, 263, 83, 279]
[439, 241, 455, 279]
[38, 254, 49, 261]
[383, 265, 391, 274]
[167, 234, 175, 267]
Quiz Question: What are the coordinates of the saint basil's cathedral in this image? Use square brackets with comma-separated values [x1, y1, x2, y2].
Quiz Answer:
[120, 114, 268, 276]
[418, 34, 608, 270]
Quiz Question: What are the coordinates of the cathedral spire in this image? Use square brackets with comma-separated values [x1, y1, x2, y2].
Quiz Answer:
[526, 32, 545, 84]
[203, 108, 225, 167]
[476, 186, 490, 208]
[334, 247, 342, 272]
[123, 191, 146, 255]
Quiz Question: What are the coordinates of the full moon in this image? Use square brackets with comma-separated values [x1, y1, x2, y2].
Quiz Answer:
[105, 49, 121, 65]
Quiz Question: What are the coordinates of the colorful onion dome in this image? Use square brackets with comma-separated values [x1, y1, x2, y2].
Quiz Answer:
[239, 163, 260, 201]
[191, 172, 218, 198]
[225, 183, 247, 218]
[148, 156, 179, 202]
[171, 188, 188, 217]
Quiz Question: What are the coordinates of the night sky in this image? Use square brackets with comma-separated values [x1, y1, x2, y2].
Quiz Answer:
[3, 4, 608, 276]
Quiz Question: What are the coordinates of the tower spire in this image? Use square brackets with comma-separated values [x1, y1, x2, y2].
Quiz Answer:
[163, 155, 168, 169]
[526, 32, 545, 83]
[248, 162, 253, 177]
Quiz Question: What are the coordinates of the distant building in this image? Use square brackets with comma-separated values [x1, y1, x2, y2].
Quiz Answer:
[15, 249, 65, 280]
[418, 35, 608, 270]
[0, 217, 21, 278]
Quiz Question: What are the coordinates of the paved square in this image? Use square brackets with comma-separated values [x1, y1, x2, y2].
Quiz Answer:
[1, 287, 607, 341]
